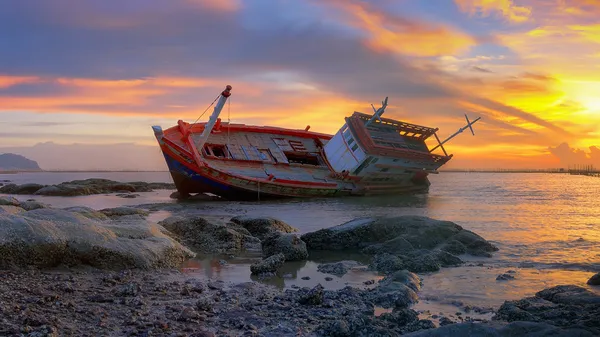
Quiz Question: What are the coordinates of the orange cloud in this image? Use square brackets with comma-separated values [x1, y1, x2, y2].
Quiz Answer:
[322, 0, 476, 57]
[56, 78, 148, 88]
[0, 75, 40, 88]
[454, 0, 532, 22]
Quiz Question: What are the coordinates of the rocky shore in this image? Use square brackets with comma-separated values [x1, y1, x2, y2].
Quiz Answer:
[0, 178, 175, 197]
[1, 194, 599, 336]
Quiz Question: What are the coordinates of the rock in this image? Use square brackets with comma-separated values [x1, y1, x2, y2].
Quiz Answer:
[230, 215, 298, 240]
[19, 200, 50, 211]
[116, 193, 140, 199]
[0, 183, 46, 195]
[177, 307, 200, 321]
[0, 207, 194, 269]
[116, 283, 141, 297]
[495, 285, 600, 335]
[370, 254, 405, 274]
[317, 261, 361, 277]
[403, 252, 442, 273]
[303, 216, 494, 274]
[403, 321, 596, 336]
[378, 308, 419, 326]
[298, 284, 324, 305]
[496, 273, 515, 281]
[366, 270, 421, 308]
[0, 196, 20, 206]
[195, 297, 214, 312]
[250, 253, 285, 275]
[362, 236, 415, 255]
[159, 215, 261, 254]
[0, 178, 175, 196]
[63, 206, 110, 221]
[0, 205, 25, 215]
[438, 316, 454, 326]
[588, 272, 600, 286]
[100, 206, 149, 218]
[261, 233, 308, 261]
[438, 240, 467, 255]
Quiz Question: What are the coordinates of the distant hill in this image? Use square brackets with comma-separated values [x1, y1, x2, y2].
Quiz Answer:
[0, 153, 42, 171]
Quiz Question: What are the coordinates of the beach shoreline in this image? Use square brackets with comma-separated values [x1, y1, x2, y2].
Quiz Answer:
[1, 175, 599, 336]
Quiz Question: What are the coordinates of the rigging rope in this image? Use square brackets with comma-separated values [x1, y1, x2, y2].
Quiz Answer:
[227, 96, 231, 149]
[191, 94, 221, 127]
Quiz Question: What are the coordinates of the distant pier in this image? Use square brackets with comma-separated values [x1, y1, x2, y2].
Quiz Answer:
[568, 166, 600, 177]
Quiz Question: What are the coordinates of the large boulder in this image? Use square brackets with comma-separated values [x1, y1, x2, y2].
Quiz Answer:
[588, 272, 600, 286]
[159, 215, 261, 254]
[0, 207, 194, 269]
[262, 233, 308, 261]
[229, 216, 298, 240]
[302, 216, 497, 274]
[494, 285, 600, 335]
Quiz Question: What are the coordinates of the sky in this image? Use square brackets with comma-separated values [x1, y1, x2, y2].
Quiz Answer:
[1, 0, 600, 170]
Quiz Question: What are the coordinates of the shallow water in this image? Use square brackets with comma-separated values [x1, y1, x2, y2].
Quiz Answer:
[2, 171, 599, 316]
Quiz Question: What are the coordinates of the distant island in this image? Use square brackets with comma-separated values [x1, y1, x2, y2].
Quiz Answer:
[0, 153, 42, 171]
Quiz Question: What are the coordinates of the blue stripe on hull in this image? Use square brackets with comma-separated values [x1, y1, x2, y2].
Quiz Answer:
[162, 152, 282, 200]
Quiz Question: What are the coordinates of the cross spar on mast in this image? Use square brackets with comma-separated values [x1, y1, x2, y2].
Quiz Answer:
[429, 114, 481, 154]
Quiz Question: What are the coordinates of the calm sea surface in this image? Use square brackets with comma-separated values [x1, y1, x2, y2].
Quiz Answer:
[2, 171, 599, 314]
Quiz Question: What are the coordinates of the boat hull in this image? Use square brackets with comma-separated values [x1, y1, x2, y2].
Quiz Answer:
[160, 147, 429, 201]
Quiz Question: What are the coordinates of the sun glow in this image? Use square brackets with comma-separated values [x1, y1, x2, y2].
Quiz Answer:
[561, 80, 600, 113]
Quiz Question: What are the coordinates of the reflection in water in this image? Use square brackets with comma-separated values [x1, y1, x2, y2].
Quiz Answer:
[180, 253, 381, 291]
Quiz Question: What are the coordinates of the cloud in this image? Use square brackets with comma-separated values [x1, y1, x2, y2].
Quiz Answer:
[319, 0, 477, 57]
[0, 0, 591, 170]
[454, 0, 532, 22]
[548, 143, 600, 168]
[0, 75, 40, 88]
[471, 66, 494, 73]
[521, 72, 556, 81]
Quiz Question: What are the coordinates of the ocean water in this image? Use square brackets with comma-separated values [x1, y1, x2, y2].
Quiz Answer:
[2, 171, 599, 315]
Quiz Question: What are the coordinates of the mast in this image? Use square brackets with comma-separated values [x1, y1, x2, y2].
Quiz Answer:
[195, 85, 232, 150]
[365, 97, 389, 126]
[429, 114, 481, 154]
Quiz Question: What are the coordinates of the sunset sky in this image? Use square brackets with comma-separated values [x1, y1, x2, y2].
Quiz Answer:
[1, 0, 600, 170]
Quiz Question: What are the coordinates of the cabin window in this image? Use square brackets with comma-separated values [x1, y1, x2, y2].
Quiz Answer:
[284, 152, 320, 165]
[343, 129, 352, 141]
[380, 168, 389, 172]
[351, 144, 359, 152]
[347, 138, 355, 145]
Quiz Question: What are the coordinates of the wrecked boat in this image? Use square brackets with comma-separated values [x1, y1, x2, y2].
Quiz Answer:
[152, 85, 480, 200]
